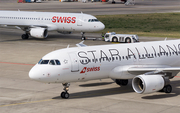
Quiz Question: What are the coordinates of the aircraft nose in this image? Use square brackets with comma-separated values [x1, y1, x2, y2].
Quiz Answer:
[100, 22, 105, 30]
[29, 65, 40, 80]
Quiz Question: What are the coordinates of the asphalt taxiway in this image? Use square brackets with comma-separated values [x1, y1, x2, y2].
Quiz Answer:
[1, 1, 180, 113]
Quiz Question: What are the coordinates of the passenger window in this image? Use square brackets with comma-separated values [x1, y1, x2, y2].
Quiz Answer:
[49, 60, 55, 65]
[55, 60, 61, 65]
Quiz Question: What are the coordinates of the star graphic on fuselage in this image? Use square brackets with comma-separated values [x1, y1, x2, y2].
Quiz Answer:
[64, 59, 68, 64]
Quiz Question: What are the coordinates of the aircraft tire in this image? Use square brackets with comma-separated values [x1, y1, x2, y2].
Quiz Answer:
[64, 92, 69, 99]
[61, 92, 69, 99]
[115, 79, 128, 86]
[61, 92, 65, 98]
[164, 85, 172, 93]
[22, 34, 29, 40]
[112, 1, 115, 4]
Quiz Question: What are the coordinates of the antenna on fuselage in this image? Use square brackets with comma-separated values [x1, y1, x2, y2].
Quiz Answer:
[164, 37, 167, 41]
[81, 11, 83, 14]
[67, 44, 70, 48]
[18, 9, 20, 11]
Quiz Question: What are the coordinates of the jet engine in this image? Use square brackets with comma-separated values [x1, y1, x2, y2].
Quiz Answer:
[30, 28, 48, 39]
[132, 75, 165, 94]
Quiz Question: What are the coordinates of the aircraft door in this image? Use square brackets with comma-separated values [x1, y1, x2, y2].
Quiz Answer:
[69, 52, 79, 72]
[77, 16, 83, 26]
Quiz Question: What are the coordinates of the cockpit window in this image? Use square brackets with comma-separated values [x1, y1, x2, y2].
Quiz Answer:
[49, 60, 55, 65]
[55, 60, 61, 65]
[38, 59, 42, 64]
[38, 59, 61, 65]
[40, 60, 49, 64]
[88, 19, 99, 22]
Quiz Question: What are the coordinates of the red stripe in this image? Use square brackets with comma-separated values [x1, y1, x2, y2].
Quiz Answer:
[175, 76, 180, 78]
[0, 62, 35, 66]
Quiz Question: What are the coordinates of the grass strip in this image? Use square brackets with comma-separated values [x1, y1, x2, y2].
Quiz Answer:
[96, 13, 180, 38]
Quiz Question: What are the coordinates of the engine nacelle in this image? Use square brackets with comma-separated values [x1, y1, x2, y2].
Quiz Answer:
[132, 75, 165, 94]
[30, 28, 48, 39]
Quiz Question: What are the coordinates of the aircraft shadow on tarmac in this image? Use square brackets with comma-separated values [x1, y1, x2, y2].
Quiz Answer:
[52, 80, 180, 100]
[79, 82, 114, 87]
[53, 82, 133, 99]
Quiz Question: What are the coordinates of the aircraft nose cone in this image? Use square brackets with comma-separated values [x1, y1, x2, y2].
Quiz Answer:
[29, 65, 39, 80]
[100, 22, 105, 30]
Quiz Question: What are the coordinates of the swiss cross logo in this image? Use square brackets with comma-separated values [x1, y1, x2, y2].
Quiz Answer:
[80, 67, 100, 74]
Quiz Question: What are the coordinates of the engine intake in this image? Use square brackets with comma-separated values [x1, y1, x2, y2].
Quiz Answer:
[132, 75, 165, 94]
[30, 27, 48, 39]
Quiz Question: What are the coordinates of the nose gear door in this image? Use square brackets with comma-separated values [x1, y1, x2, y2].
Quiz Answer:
[69, 52, 79, 72]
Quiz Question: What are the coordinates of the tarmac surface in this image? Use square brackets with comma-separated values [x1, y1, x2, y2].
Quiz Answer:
[1, 1, 180, 113]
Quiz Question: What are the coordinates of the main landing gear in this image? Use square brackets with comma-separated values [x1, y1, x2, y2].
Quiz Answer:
[21, 33, 29, 40]
[160, 84, 172, 93]
[115, 79, 128, 86]
[61, 83, 70, 99]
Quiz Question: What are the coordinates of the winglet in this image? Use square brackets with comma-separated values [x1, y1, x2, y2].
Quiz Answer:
[76, 41, 87, 47]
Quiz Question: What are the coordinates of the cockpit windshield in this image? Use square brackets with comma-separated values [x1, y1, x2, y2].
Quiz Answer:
[38, 59, 61, 65]
[88, 19, 99, 22]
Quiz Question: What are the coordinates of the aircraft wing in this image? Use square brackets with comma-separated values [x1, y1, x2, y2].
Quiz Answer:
[76, 41, 87, 47]
[127, 66, 180, 77]
[0, 24, 50, 32]
[128, 67, 180, 72]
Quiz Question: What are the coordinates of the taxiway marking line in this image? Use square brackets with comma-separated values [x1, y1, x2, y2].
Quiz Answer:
[0, 62, 34, 66]
[0, 99, 53, 107]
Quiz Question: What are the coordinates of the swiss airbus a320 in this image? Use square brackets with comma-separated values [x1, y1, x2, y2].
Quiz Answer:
[29, 40, 180, 99]
[0, 10, 105, 39]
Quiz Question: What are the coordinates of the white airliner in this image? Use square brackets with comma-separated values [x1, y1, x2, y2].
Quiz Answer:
[29, 39, 180, 99]
[0, 10, 105, 39]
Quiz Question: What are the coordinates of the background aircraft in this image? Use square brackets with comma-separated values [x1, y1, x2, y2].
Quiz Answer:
[29, 40, 180, 99]
[0, 10, 105, 39]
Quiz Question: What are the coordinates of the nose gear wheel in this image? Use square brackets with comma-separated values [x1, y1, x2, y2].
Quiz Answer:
[61, 83, 70, 99]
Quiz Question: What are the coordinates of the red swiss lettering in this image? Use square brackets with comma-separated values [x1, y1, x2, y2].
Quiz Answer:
[71, 17, 76, 23]
[80, 67, 100, 74]
[52, 16, 76, 24]
[52, 16, 56, 23]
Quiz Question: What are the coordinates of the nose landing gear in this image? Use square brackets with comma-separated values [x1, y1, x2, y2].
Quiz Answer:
[81, 32, 86, 40]
[61, 83, 70, 99]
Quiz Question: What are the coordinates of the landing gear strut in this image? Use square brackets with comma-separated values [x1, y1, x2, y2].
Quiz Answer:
[159, 77, 172, 93]
[81, 32, 86, 40]
[61, 83, 70, 99]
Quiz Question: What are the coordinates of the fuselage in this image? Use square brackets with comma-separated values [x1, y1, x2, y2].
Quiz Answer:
[29, 40, 180, 83]
[0, 10, 105, 32]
